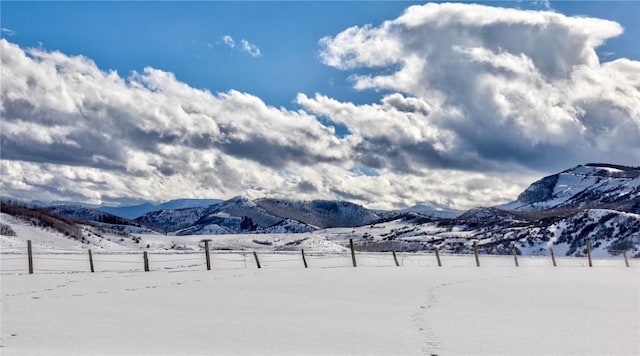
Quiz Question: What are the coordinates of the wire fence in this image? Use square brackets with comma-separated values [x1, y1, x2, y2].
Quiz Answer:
[1, 243, 635, 275]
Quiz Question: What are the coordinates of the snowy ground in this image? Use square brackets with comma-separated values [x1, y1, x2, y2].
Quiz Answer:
[1, 250, 639, 355]
[1, 215, 639, 355]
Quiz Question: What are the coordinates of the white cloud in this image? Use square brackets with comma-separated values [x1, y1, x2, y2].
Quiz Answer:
[240, 39, 261, 58]
[221, 35, 261, 58]
[0, 39, 353, 205]
[314, 2, 639, 173]
[222, 35, 235, 48]
[1, 28, 16, 36]
[1, 3, 638, 211]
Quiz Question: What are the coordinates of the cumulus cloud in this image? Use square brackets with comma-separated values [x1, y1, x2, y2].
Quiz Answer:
[0, 39, 351, 205]
[313, 2, 640, 173]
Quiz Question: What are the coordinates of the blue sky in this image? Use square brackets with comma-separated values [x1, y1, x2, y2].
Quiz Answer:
[2, 1, 637, 109]
[1, 1, 639, 209]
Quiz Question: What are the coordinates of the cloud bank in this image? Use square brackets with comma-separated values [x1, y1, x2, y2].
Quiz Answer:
[311, 3, 639, 173]
[1, 3, 639, 210]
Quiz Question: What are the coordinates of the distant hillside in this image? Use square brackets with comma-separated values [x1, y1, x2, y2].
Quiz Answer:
[5, 163, 639, 257]
[98, 199, 222, 219]
[255, 198, 381, 228]
[333, 164, 640, 257]
[135, 197, 314, 235]
[0, 201, 142, 246]
[46, 205, 154, 234]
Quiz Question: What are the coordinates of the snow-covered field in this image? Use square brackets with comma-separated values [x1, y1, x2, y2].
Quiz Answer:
[2, 248, 639, 355]
[1, 215, 639, 355]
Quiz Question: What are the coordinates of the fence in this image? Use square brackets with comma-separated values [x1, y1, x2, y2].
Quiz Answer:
[0, 239, 634, 275]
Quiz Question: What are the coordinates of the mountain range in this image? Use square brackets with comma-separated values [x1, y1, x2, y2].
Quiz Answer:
[4, 163, 639, 257]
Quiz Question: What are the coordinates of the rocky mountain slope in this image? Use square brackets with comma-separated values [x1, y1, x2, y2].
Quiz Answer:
[500, 163, 639, 212]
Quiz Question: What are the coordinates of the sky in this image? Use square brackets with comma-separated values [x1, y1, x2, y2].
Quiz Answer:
[1, 1, 639, 210]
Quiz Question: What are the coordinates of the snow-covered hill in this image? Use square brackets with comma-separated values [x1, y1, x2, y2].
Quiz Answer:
[135, 196, 315, 235]
[45, 205, 153, 234]
[325, 208, 640, 257]
[255, 198, 381, 228]
[399, 203, 463, 218]
[500, 163, 640, 212]
[98, 199, 222, 219]
[4, 163, 640, 257]
[0, 212, 143, 250]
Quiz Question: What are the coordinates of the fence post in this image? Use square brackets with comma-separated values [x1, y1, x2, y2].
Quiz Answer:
[27, 240, 33, 274]
[549, 247, 557, 267]
[512, 247, 519, 267]
[349, 239, 357, 267]
[253, 251, 261, 269]
[88, 249, 94, 273]
[623, 251, 630, 268]
[473, 241, 480, 267]
[586, 241, 592, 267]
[392, 250, 400, 267]
[143, 251, 150, 272]
[435, 247, 442, 267]
[201, 239, 211, 271]
[301, 249, 308, 268]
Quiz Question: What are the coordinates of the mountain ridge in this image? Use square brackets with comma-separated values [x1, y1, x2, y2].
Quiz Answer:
[4, 163, 638, 257]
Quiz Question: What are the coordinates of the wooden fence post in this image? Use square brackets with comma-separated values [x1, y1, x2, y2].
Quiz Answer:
[549, 247, 557, 267]
[143, 251, 150, 272]
[301, 249, 308, 268]
[88, 249, 94, 273]
[201, 239, 211, 271]
[623, 251, 630, 268]
[473, 241, 480, 267]
[349, 239, 357, 267]
[512, 247, 519, 267]
[435, 247, 442, 267]
[27, 240, 33, 274]
[586, 241, 593, 267]
[253, 251, 261, 269]
[392, 250, 400, 267]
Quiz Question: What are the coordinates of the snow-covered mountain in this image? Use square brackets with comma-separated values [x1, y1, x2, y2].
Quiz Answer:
[254, 198, 381, 228]
[328, 164, 640, 257]
[398, 203, 463, 219]
[135, 196, 315, 235]
[310, 204, 639, 258]
[4, 163, 639, 257]
[98, 199, 222, 219]
[500, 163, 639, 212]
[30, 198, 223, 219]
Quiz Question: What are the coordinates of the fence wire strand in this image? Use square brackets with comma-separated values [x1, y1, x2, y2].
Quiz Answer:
[1, 248, 635, 275]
